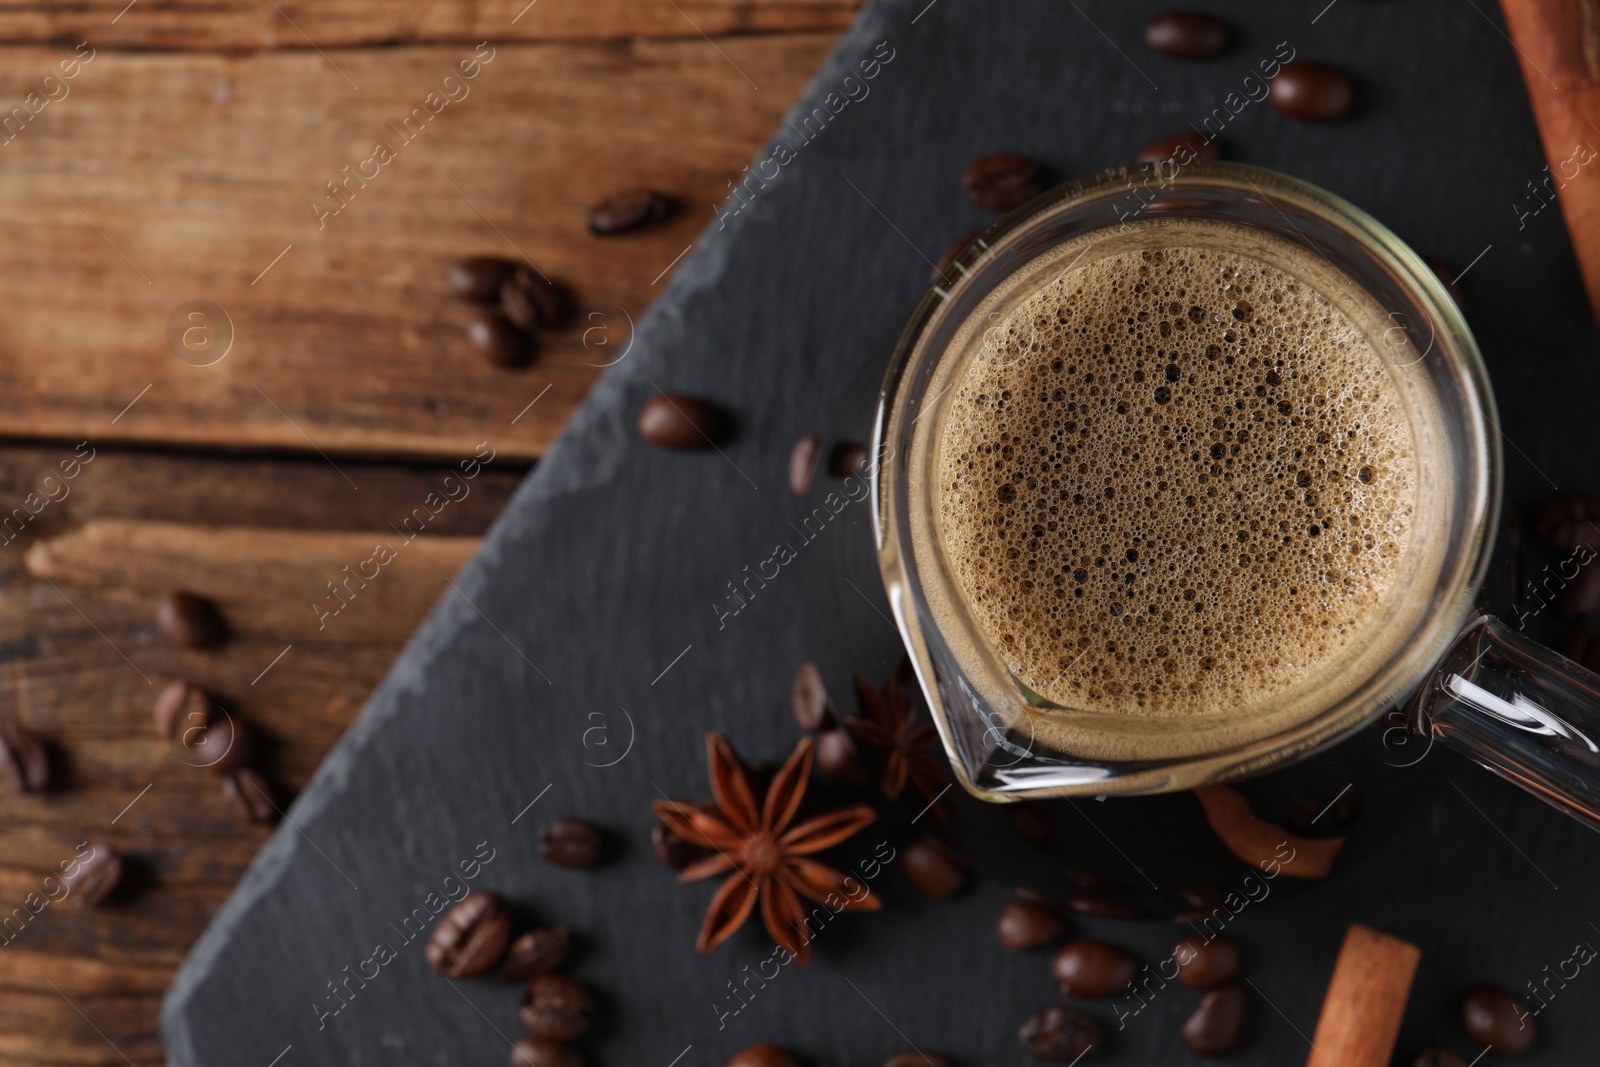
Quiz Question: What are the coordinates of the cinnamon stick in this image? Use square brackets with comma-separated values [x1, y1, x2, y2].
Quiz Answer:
[1193, 786, 1345, 878]
[1500, 0, 1600, 321]
[1305, 923, 1421, 1067]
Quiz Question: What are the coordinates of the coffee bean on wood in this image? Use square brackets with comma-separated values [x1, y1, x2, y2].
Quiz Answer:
[0, 722, 49, 792]
[223, 768, 279, 824]
[158, 591, 228, 648]
[467, 310, 533, 368]
[451, 256, 517, 303]
[154, 680, 208, 743]
[65, 844, 122, 907]
[502, 267, 574, 332]
[588, 189, 673, 235]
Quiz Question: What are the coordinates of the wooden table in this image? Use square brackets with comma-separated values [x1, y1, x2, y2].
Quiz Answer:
[0, 3, 857, 1061]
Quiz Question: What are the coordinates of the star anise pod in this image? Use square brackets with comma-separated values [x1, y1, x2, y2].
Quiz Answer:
[847, 673, 949, 819]
[651, 731, 879, 963]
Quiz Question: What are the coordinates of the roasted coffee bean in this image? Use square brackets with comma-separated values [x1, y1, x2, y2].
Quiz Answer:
[65, 844, 122, 907]
[1183, 984, 1250, 1055]
[499, 926, 571, 981]
[639, 393, 726, 449]
[1012, 804, 1051, 844]
[1423, 256, 1467, 309]
[789, 434, 824, 496]
[1412, 1050, 1468, 1067]
[0, 722, 49, 793]
[1067, 895, 1137, 919]
[1176, 883, 1223, 909]
[158, 591, 228, 649]
[1138, 130, 1221, 164]
[931, 229, 984, 282]
[884, 1053, 952, 1067]
[154, 680, 208, 743]
[519, 973, 596, 1041]
[1563, 624, 1600, 671]
[1018, 1006, 1102, 1062]
[651, 821, 707, 870]
[1174, 934, 1240, 988]
[1064, 868, 1122, 894]
[901, 834, 967, 899]
[541, 818, 603, 867]
[1145, 10, 1228, 58]
[998, 900, 1068, 949]
[964, 153, 1043, 212]
[816, 727, 869, 787]
[223, 768, 279, 824]
[451, 256, 516, 303]
[182, 711, 250, 775]
[792, 660, 834, 730]
[512, 1038, 584, 1067]
[1053, 939, 1138, 997]
[828, 441, 870, 479]
[502, 267, 574, 332]
[427, 890, 513, 978]
[1460, 985, 1534, 1054]
[588, 188, 673, 235]
[727, 1045, 800, 1067]
[467, 310, 533, 368]
[1270, 62, 1354, 122]
[1533, 494, 1600, 550]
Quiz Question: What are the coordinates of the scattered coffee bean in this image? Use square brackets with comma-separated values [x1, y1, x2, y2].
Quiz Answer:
[792, 661, 834, 731]
[519, 973, 596, 1041]
[588, 188, 673, 235]
[639, 393, 726, 449]
[1053, 939, 1138, 997]
[1533, 494, 1600, 550]
[998, 899, 1068, 949]
[884, 1054, 952, 1067]
[1138, 130, 1221, 164]
[651, 821, 708, 871]
[1145, 10, 1228, 58]
[502, 267, 574, 332]
[727, 1045, 800, 1067]
[1423, 256, 1467, 309]
[1012, 804, 1051, 844]
[451, 256, 516, 303]
[158, 591, 228, 649]
[1176, 883, 1223, 909]
[467, 310, 533, 368]
[1182, 984, 1250, 1055]
[512, 1038, 584, 1067]
[65, 844, 122, 907]
[931, 228, 984, 282]
[182, 711, 250, 776]
[427, 890, 513, 978]
[541, 819, 604, 868]
[154, 680, 208, 743]
[901, 834, 967, 899]
[223, 768, 278, 824]
[1270, 62, 1354, 122]
[0, 722, 49, 793]
[1064, 868, 1122, 894]
[1174, 934, 1240, 988]
[1412, 1050, 1468, 1067]
[789, 434, 824, 496]
[1067, 896, 1137, 919]
[499, 926, 571, 981]
[1460, 985, 1534, 1054]
[963, 153, 1043, 212]
[1018, 1005, 1102, 1062]
[816, 727, 869, 788]
[828, 441, 870, 479]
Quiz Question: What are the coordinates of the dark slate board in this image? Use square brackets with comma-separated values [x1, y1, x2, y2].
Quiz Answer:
[163, 2, 1600, 1064]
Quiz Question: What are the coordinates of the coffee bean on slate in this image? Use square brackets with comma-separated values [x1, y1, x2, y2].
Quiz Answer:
[65, 844, 122, 907]
[541, 818, 604, 867]
[1183, 984, 1250, 1055]
[1564, 624, 1600, 672]
[828, 441, 870, 479]
[1270, 62, 1354, 122]
[588, 188, 673, 235]
[651, 821, 707, 871]
[727, 1045, 800, 1067]
[183, 711, 250, 775]
[1533, 494, 1600, 550]
[999, 900, 1068, 949]
[816, 727, 869, 788]
[502, 267, 574, 332]
[789, 434, 824, 496]
[1176, 883, 1223, 909]
[158, 591, 228, 649]
[1138, 130, 1221, 164]
[519, 973, 596, 1041]
[901, 834, 967, 899]
[512, 1038, 584, 1067]
[1145, 10, 1228, 58]
[427, 890, 513, 978]
[0, 722, 49, 793]
[963, 153, 1043, 212]
[1053, 939, 1138, 997]
[1174, 934, 1240, 989]
[1067, 896, 1137, 919]
[884, 1054, 953, 1067]
[639, 393, 725, 449]
[1064, 868, 1122, 894]
[467, 310, 533, 368]
[1412, 1050, 1468, 1067]
[1423, 256, 1467, 309]
[1012, 804, 1051, 844]
[499, 926, 571, 981]
[154, 680, 208, 743]
[1018, 1006, 1103, 1062]
[931, 228, 983, 282]
[451, 256, 516, 303]
[1460, 985, 1534, 1054]
[792, 660, 834, 731]
[223, 768, 279, 824]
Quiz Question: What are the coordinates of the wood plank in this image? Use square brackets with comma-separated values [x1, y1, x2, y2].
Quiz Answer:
[0, 0, 863, 50]
[0, 33, 838, 462]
